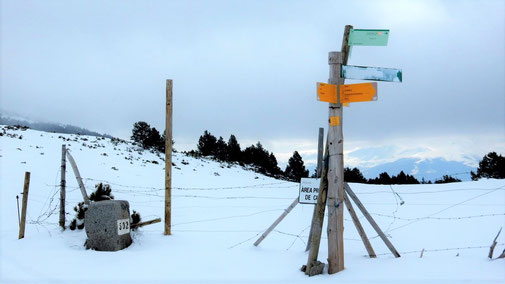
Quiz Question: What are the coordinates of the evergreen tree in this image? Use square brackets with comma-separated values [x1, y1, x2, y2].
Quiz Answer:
[471, 152, 505, 180]
[197, 130, 217, 156]
[146, 127, 161, 149]
[368, 172, 392, 184]
[214, 136, 228, 161]
[131, 121, 152, 148]
[227, 135, 241, 162]
[391, 171, 419, 184]
[285, 151, 309, 182]
[434, 175, 462, 184]
[266, 153, 281, 175]
[344, 167, 367, 183]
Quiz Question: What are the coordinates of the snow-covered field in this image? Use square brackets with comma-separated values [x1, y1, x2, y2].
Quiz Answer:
[1, 126, 504, 284]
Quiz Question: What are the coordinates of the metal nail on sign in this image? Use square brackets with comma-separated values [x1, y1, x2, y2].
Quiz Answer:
[342, 65, 402, 83]
[349, 29, 390, 46]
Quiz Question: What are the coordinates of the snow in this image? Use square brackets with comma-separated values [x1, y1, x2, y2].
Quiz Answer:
[1, 126, 504, 283]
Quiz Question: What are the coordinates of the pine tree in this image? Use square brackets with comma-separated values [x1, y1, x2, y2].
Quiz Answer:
[267, 153, 281, 175]
[434, 175, 462, 183]
[197, 130, 217, 156]
[471, 152, 505, 180]
[285, 151, 309, 182]
[146, 127, 161, 149]
[391, 171, 419, 184]
[344, 167, 367, 183]
[214, 136, 228, 161]
[227, 135, 241, 162]
[368, 172, 392, 184]
[131, 121, 152, 148]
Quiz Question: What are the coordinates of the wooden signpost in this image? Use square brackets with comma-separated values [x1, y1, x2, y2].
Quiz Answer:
[253, 25, 402, 277]
[303, 25, 402, 276]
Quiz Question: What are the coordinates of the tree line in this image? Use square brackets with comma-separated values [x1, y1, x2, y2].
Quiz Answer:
[131, 122, 504, 184]
[190, 130, 309, 182]
[344, 151, 504, 184]
[343, 167, 461, 184]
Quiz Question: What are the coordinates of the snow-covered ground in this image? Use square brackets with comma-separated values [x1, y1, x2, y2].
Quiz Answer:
[1, 126, 504, 284]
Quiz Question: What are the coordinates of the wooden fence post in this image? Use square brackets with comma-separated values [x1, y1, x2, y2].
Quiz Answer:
[18, 172, 31, 239]
[165, 79, 173, 236]
[59, 144, 66, 229]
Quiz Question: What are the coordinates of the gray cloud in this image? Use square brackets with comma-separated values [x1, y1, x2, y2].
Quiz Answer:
[1, 0, 504, 165]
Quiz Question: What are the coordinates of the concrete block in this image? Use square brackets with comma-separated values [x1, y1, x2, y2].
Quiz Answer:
[84, 200, 132, 251]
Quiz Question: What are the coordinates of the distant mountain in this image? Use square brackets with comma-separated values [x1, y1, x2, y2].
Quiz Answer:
[361, 157, 475, 182]
[0, 115, 113, 138]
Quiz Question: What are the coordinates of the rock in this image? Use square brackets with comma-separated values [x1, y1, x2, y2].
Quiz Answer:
[84, 200, 132, 251]
[308, 261, 325, 276]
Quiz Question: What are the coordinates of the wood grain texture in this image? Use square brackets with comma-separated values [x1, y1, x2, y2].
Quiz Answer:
[18, 172, 31, 239]
[165, 79, 173, 236]
[345, 183, 401, 258]
[66, 151, 90, 204]
[343, 192, 376, 258]
[59, 145, 66, 229]
[305, 142, 329, 275]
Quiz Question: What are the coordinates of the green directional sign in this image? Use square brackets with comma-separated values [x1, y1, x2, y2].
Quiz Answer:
[342, 65, 402, 83]
[349, 29, 389, 46]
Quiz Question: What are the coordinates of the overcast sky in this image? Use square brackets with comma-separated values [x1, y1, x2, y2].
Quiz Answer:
[1, 0, 504, 169]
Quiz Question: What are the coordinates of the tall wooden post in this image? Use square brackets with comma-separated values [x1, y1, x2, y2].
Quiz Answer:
[305, 142, 329, 275]
[316, 128, 324, 178]
[59, 144, 66, 229]
[305, 127, 325, 252]
[18, 172, 31, 239]
[164, 79, 173, 236]
[327, 25, 352, 274]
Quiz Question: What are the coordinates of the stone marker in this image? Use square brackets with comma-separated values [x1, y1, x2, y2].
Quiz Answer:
[85, 200, 132, 251]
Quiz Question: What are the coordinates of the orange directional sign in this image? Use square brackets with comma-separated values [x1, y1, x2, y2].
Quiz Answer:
[341, 82, 377, 103]
[317, 82, 377, 103]
[317, 82, 337, 103]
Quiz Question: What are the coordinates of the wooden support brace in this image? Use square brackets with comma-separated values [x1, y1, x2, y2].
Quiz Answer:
[131, 218, 161, 229]
[488, 227, 502, 259]
[254, 198, 299, 246]
[65, 151, 90, 204]
[343, 192, 376, 258]
[304, 147, 329, 275]
[344, 183, 401, 258]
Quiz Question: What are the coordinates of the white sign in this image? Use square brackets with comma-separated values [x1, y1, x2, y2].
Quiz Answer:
[117, 218, 130, 235]
[299, 178, 320, 204]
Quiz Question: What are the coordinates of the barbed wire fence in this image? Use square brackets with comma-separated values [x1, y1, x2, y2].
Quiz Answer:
[27, 170, 505, 256]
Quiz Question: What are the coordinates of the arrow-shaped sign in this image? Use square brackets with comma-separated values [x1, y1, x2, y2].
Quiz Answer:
[342, 65, 402, 83]
[349, 29, 390, 46]
[317, 82, 378, 104]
